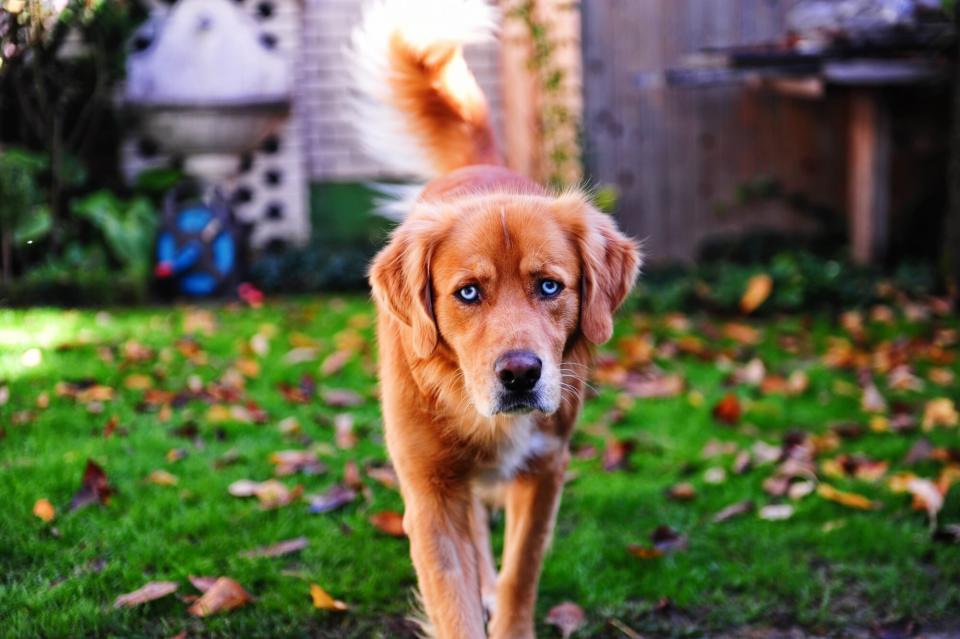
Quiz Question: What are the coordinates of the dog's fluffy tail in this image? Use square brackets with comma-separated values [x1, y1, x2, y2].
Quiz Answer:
[347, 0, 501, 179]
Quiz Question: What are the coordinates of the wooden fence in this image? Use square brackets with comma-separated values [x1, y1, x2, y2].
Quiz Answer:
[582, 0, 856, 263]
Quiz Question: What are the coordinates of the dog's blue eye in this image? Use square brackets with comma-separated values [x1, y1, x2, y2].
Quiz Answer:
[538, 279, 562, 297]
[456, 285, 480, 303]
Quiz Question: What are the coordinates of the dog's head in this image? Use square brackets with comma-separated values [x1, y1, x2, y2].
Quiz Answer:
[370, 190, 640, 418]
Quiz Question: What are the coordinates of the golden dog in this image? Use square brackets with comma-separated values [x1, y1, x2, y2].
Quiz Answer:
[349, 2, 640, 637]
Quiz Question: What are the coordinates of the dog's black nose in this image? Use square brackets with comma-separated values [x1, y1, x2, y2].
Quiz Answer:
[495, 350, 542, 393]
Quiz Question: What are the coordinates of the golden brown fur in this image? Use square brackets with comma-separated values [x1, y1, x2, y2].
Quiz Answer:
[362, 6, 640, 637]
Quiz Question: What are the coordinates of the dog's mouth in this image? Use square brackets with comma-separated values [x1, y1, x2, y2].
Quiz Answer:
[493, 391, 547, 415]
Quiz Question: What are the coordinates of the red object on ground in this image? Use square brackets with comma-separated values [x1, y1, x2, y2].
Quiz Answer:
[238, 282, 264, 307]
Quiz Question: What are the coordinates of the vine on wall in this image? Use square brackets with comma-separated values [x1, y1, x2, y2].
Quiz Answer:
[505, 0, 582, 189]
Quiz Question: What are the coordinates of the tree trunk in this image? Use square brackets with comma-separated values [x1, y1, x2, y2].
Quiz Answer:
[944, 7, 960, 305]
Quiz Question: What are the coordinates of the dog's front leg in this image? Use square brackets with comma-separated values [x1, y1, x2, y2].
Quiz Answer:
[488, 448, 568, 639]
[404, 487, 487, 639]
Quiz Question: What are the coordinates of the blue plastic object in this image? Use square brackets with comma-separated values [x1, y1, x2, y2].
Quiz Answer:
[155, 186, 240, 297]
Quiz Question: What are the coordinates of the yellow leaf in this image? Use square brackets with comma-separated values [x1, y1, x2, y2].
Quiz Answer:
[206, 405, 232, 423]
[740, 274, 773, 314]
[310, 583, 348, 611]
[922, 398, 958, 431]
[124, 374, 153, 390]
[869, 415, 889, 433]
[817, 483, 877, 510]
[147, 470, 178, 486]
[236, 359, 261, 378]
[32, 498, 55, 522]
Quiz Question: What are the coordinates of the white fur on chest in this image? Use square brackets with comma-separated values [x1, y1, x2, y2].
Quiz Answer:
[474, 416, 560, 483]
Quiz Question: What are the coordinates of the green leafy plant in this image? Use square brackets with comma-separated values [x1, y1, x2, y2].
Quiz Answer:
[71, 190, 157, 294]
[0, 147, 49, 283]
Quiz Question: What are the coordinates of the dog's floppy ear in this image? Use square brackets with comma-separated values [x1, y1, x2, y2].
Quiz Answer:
[368, 220, 440, 359]
[554, 192, 642, 345]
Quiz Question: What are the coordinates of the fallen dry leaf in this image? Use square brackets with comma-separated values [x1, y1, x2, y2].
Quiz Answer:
[228, 479, 303, 509]
[906, 477, 943, 528]
[370, 511, 405, 537]
[922, 398, 958, 431]
[69, 459, 112, 511]
[651, 525, 688, 553]
[187, 577, 253, 617]
[320, 350, 352, 376]
[712, 394, 741, 425]
[334, 414, 357, 450]
[309, 484, 358, 514]
[667, 482, 696, 501]
[758, 504, 794, 521]
[817, 483, 877, 510]
[928, 367, 955, 387]
[602, 438, 634, 471]
[146, 470, 179, 486]
[32, 498, 55, 523]
[243, 537, 309, 558]
[310, 583, 349, 611]
[544, 601, 585, 639]
[269, 450, 326, 477]
[113, 581, 179, 608]
[712, 500, 754, 523]
[861, 382, 888, 414]
[366, 464, 399, 490]
[740, 273, 773, 314]
[124, 374, 153, 391]
[323, 389, 364, 408]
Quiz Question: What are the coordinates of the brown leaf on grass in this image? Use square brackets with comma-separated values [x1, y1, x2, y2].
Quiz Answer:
[928, 367, 955, 387]
[308, 484, 357, 514]
[625, 372, 684, 399]
[758, 504, 795, 521]
[124, 374, 153, 391]
[723, 322, 761, 345]
[269, 450, 326, 477]
[545, 601, 585, 639]
[146, 470, 179, 486]
[310, 583, 349, 611]
[334, 414, 357, 449]
[861, 382, 888, 414]
[366, 463, 399, 490]
[320, 350, 352, 377]
[712, 500, 754, 523]
[188, 575, 219, 592]
[906, 478, 943, 527]
[740, 273, 772, 314]
[323, 389, 364, 408]
[666, 482, 696, 501]
[242, 536, 309, 558]
[370, 511, 405, 537]
[228, 479, 303, 509]
[922, 398, 958, 431]
[282, 347, 318, 365]
[651, 525, 688, 553]
[820, 455, 888, 482]
[626, 545, 663, 559]
[904, 438, 935, 465]
[33, 498, 55, 522]
[187, 577, 253, 617]
[602, 438, 634, 471]
[69, 459, 112, 511]
[712, 394, 741, 425]
[113, 581, 179, 608]
[817, 483, 877, 510]
[343, 460, 363, 491]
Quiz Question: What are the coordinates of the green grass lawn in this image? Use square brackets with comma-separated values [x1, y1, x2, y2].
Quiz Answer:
[1, 296, 959, 638]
